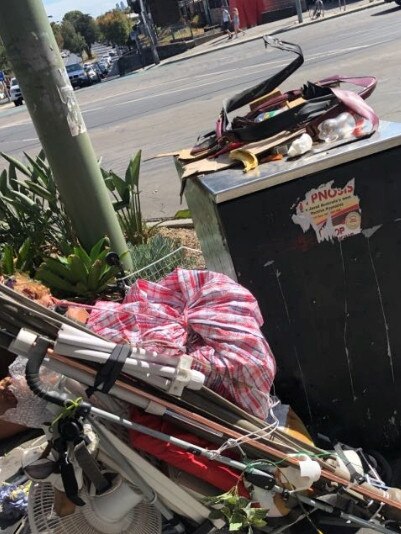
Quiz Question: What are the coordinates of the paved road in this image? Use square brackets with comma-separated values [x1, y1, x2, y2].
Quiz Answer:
[0, 3, 400, 219]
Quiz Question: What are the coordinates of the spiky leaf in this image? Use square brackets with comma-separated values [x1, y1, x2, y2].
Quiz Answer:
[1, 153, 31, 178]
[15, 238, 32, 270]
[36, 267, 77, 293]
[89, 237, 108, 262]
[68, 254, 89, 283]
[1, 244, 15, 275]
[73, 246, 92, 270]
[125, 150, 141, 188]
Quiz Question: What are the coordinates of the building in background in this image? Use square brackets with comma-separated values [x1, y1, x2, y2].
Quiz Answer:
[148, 0, 181, 25]
[148, 0, 304, 28]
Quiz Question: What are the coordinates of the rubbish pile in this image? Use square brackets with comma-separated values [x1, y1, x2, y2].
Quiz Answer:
[0, 36, 396, 534]
[173, 37, 378, 183]
[0, 270, 401, 534]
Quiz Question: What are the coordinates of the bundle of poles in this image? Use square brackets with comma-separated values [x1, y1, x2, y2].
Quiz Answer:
[0, 282, 400, 533]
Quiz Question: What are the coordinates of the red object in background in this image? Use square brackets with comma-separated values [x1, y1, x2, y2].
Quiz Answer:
[229, 0, 265, 27]
[129, 408, 249, 496]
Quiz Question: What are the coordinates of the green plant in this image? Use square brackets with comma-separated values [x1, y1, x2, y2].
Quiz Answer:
[128, 233, 192, 282]
[0, 151, 78, 261]
[102, 150, 159, 246]
[0, 238, 34, 276]
[203, 486, 268, 533]
[174, 209, 191, 219]
[35, 238, 118, 300]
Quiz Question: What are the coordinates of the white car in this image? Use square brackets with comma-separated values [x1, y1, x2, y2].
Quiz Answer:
[65, 63, 89, 89]
[100, 55, 112, 67]
[84, 65, 101, 84]
[10, 78, 23, 106]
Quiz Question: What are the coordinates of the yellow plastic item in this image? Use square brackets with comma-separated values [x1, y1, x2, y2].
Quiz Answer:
[230, 149, 259, 173]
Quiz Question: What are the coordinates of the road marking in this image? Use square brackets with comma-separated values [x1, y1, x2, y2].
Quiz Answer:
[0, 119, 31, 130]
[0, 36, 398, 132]
[82, 107, 105, 114]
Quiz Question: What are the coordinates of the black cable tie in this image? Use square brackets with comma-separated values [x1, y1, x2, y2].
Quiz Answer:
[334, 443, 365, 484]
[86, 344, 131, 398]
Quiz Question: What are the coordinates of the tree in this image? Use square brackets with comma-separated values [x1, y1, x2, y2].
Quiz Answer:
[61, 20, 86, 56]
[0, 39, 11, 72]
[51, 22, 64, 51]
[97, 10, 131, 47]
[63, 11, 99, 58]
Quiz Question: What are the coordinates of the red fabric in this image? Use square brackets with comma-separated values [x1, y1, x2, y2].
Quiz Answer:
[229, 0, 264, 27]
[87, 269, 276, 419]
[129, 408, 248, 496]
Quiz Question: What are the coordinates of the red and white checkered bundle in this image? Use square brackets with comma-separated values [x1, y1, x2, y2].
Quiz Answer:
[87, 269, 276, 419]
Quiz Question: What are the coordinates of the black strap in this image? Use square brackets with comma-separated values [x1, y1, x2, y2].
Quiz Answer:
[226, 95, 337, 142]
[54, 419, 87, 507]
[59, 455, 86, 506]
[334, 444, 365, 484]
[74, 441, 111, 494]
[86, 344, 130, 398]
[224, 37, 304, 114]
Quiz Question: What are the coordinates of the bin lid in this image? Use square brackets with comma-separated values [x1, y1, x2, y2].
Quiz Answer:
[196, 121, 401, 203]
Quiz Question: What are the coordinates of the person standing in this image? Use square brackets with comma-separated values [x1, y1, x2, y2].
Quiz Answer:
[232, 8, 245, 38]
[221, 7, 233, 39]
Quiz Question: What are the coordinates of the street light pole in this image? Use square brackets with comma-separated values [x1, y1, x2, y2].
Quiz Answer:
[139, 0, 160, 65]
[295, 0, 304, 23]
[0, 0, 133, 270]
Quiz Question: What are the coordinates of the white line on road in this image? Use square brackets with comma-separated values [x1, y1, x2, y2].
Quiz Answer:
[0, 36, 398, 133]
[82, 107, 106, 114]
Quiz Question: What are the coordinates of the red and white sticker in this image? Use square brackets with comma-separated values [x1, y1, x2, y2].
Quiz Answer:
[292, 179, 361, 243]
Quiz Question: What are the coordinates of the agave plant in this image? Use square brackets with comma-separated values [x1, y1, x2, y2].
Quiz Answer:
[35, 238, 119, 300]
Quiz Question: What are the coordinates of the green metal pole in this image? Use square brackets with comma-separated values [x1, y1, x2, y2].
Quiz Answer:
[0, 0, 133, 270]
[139, 0, 160, 65]
[295, 0, 304, 23]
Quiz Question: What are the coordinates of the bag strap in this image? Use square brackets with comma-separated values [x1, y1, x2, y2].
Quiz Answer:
[225, 95, 337, 142]
[217, 37, 304, 137]
[224, 77, 378, 143]
[331, 88, 379, 129]
[224, 37, 304, 114]
[318, 75, 377, 99]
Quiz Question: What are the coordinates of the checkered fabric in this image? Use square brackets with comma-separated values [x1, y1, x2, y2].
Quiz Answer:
[87, 269, 276, 419]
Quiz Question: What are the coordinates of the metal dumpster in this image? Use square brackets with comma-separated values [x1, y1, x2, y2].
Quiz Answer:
[184, 121, 401, 450]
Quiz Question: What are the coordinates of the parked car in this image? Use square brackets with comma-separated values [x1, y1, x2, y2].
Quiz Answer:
[97, 60, 110, 75]
[84, 65, 101, 84]
[10, 78, 23, 106]
[93, 62, 107, 79]
[100, 55, 112, 67]
[66, 63, 89, 89]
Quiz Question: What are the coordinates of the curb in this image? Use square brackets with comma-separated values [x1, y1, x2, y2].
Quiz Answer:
[147, 218, 194, 229]
[160, 0, 386, 67]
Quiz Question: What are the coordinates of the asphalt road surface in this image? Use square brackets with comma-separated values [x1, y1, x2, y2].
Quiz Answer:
[0, 3, 401, 219]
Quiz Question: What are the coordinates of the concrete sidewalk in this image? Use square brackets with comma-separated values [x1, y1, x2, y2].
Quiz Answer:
[161, 0, 386, 66]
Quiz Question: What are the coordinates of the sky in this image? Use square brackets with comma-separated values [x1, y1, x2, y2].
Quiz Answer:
[43, 0, 118, 21]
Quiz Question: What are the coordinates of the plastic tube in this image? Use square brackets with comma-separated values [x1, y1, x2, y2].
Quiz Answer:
[54, 342, 205, 392]
[58, 325, 181, 367]
[55, 342, 180, 378]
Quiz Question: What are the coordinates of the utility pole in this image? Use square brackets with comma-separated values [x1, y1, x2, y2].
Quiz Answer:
[129, 0, 160, 65]
[295, 0, 304, 23]
[0, 0, 133, 270]
[139, 0, 160, 65]
[203, 0, 212, 26]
